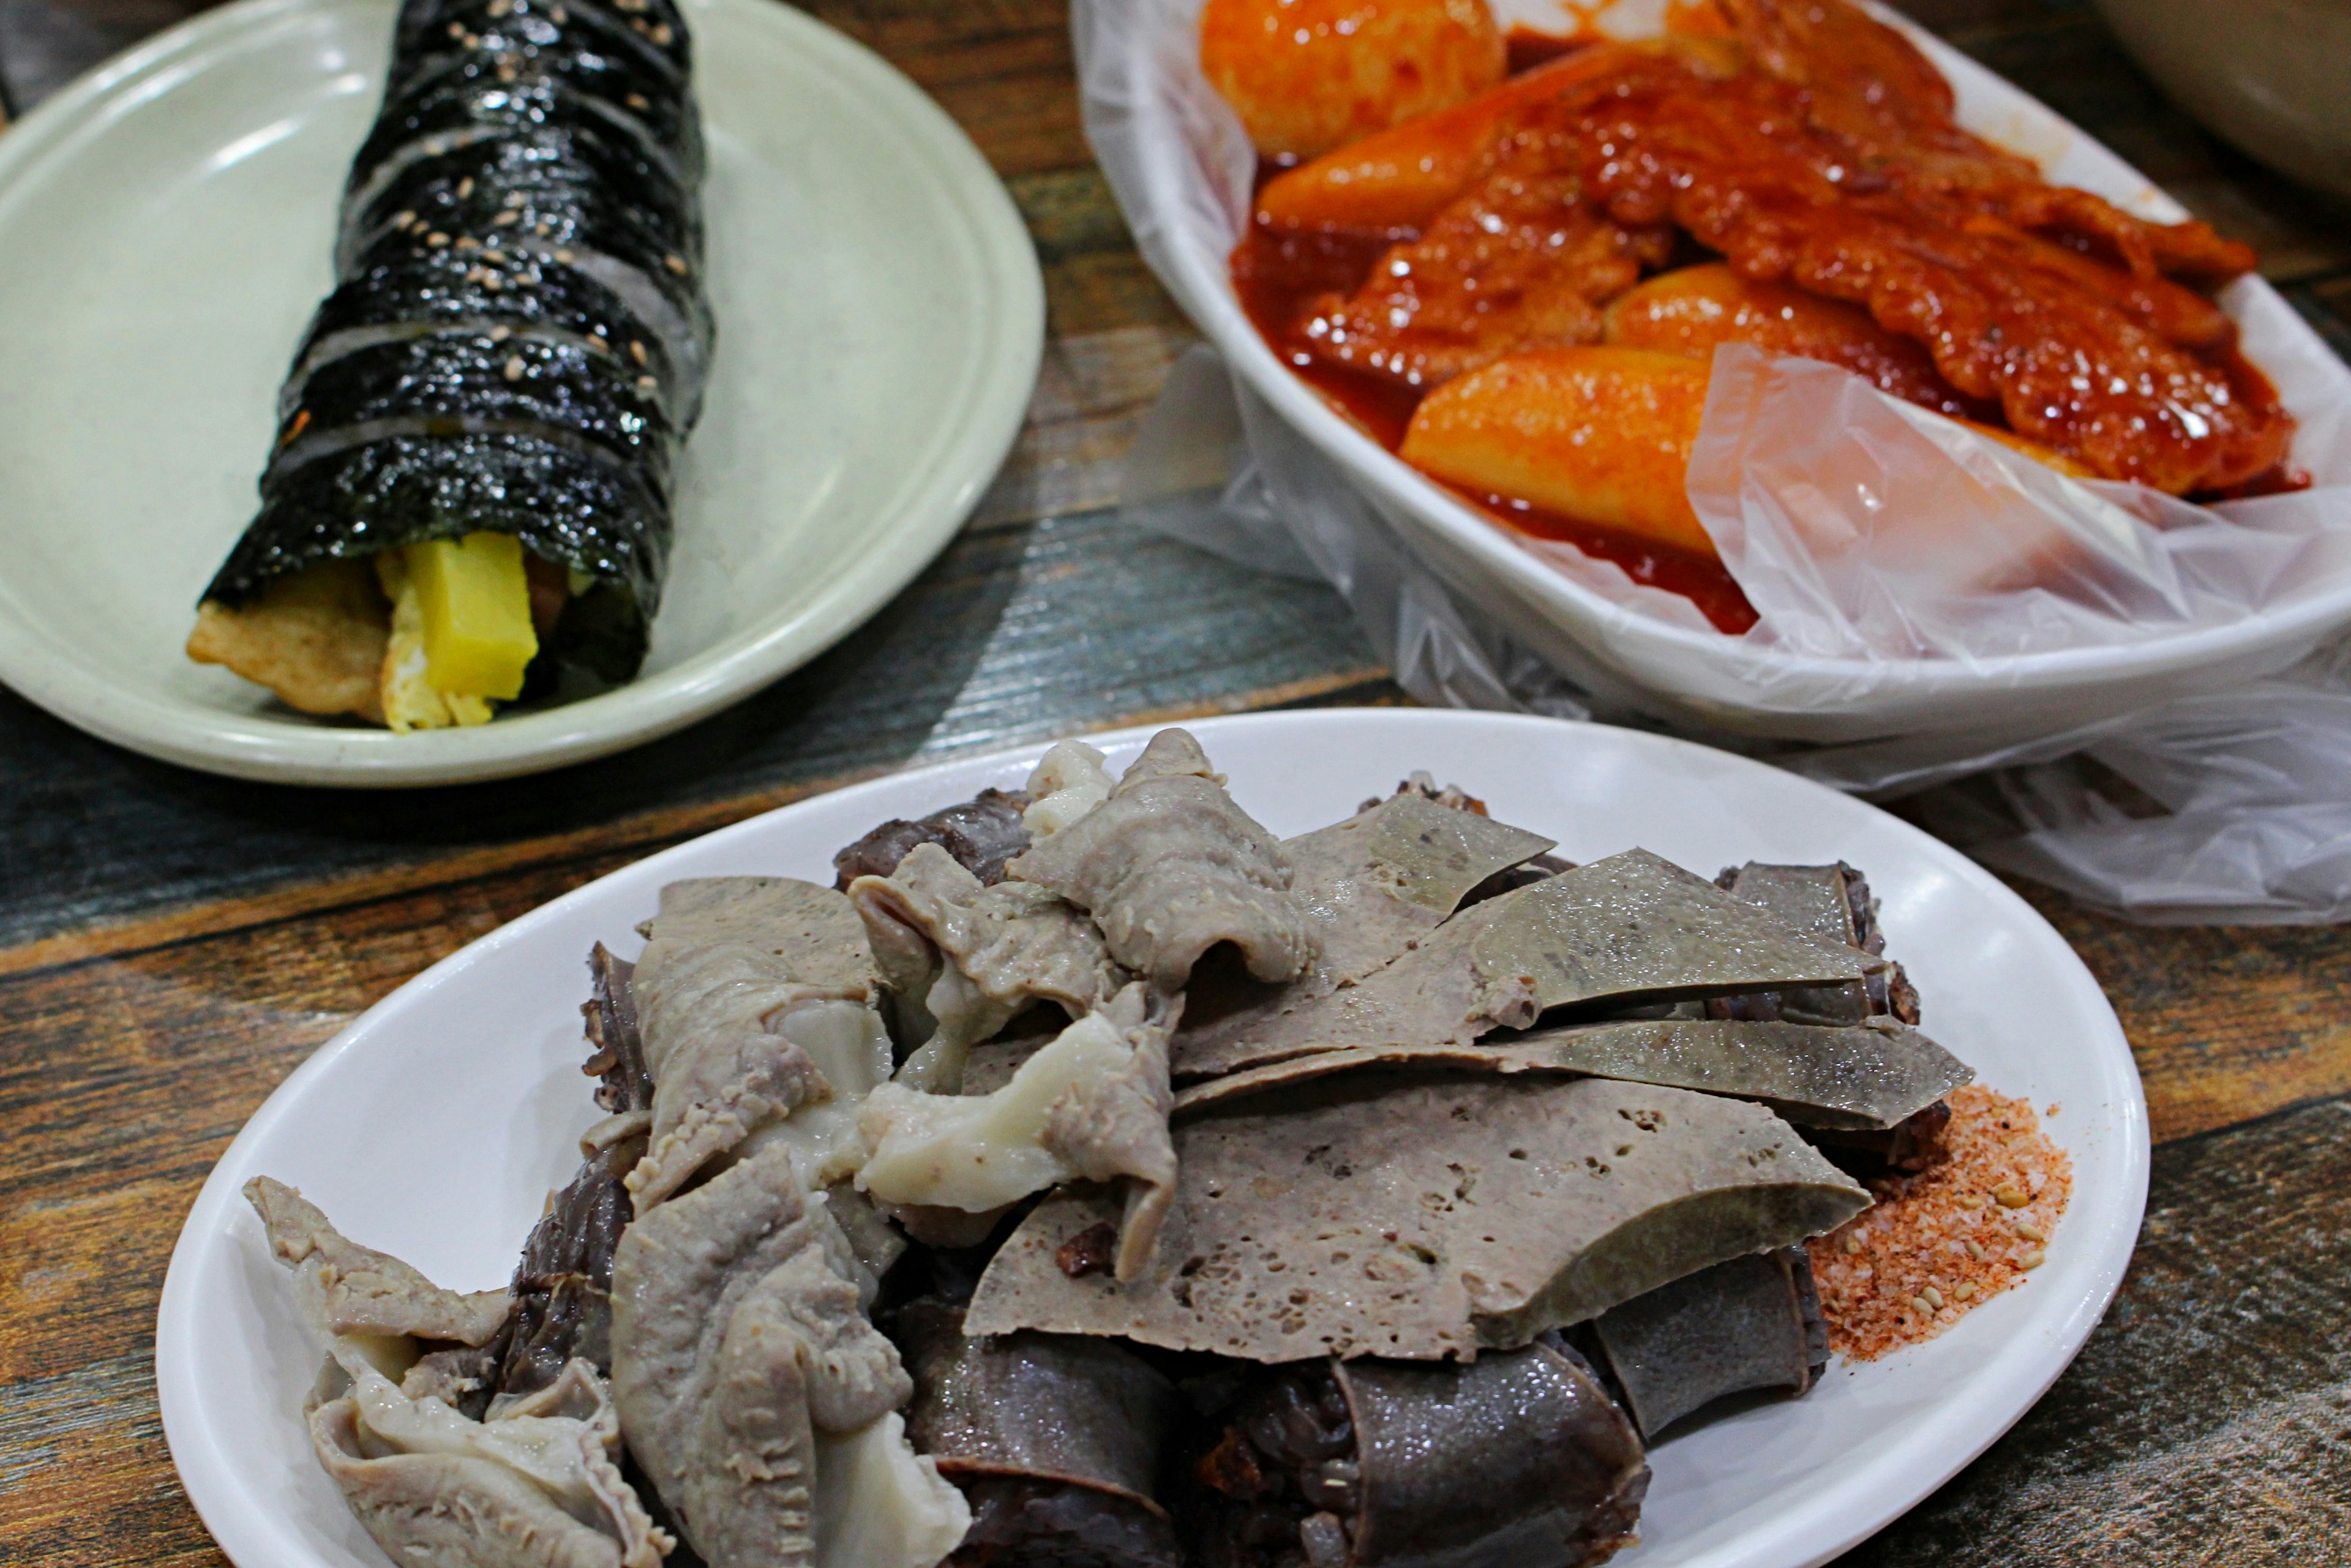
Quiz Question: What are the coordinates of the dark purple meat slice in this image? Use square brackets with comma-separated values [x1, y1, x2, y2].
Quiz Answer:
[1587, 1248, 1826, 1438]
[1189, 1346, 1648, 1568]
[898, 1300, 1183, 1568]
[463, 945, 653, 1411]
[834, 787, 1035, 890]
[1804, 1098, 1954, 1179]
[583, 943, 654, 1114]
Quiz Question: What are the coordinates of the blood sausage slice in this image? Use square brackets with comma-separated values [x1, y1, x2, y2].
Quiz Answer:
[1589, 1248, 1827, 1438]
[898, 1299, 1183, 1568]
[964, 1073, 1867, 1361]
[1173, 1018, 1970, 1130]
[1173, 849, 1872, 1081]
[1174, 793, 1554, 1067]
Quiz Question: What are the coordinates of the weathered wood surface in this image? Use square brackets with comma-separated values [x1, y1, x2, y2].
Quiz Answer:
[0, 0, 2347, 1563]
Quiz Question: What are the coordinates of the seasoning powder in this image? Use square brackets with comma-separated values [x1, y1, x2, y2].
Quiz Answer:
[1807, 1084, 2073, 1360]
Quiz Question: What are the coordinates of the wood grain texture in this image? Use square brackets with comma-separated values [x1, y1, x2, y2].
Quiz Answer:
[0, 0, 2349, 1562]
[1838, 1095, 2351, 1566]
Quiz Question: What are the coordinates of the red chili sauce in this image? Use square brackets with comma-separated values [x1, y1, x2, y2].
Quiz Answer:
[1229, 202, 1761, 635]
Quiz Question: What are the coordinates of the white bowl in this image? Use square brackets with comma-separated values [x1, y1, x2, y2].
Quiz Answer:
[1091, 0, 2351, 745]
[157, 708, 2148, 1568]
[2094, 0, 2351, 204]
[0, 0, 1043, 786]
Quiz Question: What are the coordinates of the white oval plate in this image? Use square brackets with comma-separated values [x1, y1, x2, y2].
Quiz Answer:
[0, 0, 1042, 786]
[157, 708, 2148, 1568]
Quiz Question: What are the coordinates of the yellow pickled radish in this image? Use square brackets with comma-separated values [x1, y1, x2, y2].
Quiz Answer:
[404, 533, 539, 700]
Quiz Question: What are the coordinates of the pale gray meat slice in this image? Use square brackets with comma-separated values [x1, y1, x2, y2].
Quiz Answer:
[639, 877, 880, 999]
[309, 1398, 633, 1568]
[246, 1176, 509, 1347]
[1170, 1018, 1972, 1130]
[1171, 849, 1873, 1081]
[964, 1073, 1867, 1361]
[1589, 1248, 1824, 1438]
[1171, 793, 1554, 1070]
[609, 1141, 917, 1568]
[1007, 729, 1313, 993]
[849, 842, 1127, 1092]
[628, 877, 890, 1209]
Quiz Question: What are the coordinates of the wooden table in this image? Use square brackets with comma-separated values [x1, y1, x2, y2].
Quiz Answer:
[2, 0, 2347, 1561]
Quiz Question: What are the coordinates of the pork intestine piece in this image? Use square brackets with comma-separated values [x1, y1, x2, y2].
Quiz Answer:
[849, 842, 1127, 1093]
[245, 1179, 670, 1568]
[610, 1139, 969, 1568]
[628, 878, 896, 1209]
[247, 1176, 509, 1354]
[1022, 739, 1116, 838]
[856, 984, 1177, 1281]
[1008, 729, 1314, 994]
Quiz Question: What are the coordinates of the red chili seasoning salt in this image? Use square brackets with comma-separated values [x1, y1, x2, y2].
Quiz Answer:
[1807, 1084, 2073, 1360]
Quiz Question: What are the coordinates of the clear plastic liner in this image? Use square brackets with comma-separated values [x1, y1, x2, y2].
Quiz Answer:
[1081, 0, 2351, 924]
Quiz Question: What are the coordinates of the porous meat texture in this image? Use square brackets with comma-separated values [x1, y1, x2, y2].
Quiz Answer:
[1587, 1247, 1824, 1437]
[1172, 849, 1871, 1082]
[850, 842, 1127, 1092]
[626, 877, 882, 1209]
[1807, 1083, 2071, 1359]
[1171, 1016, 1971, 1132]
[964, 1073, 1867, 1362]
[1710, 861, 1919, 1026]
[1187, 1345, 1647, 1568]
[247, 1176, 510, 1347]
[834, 787, 1036, 890]
[898, 1300, 1184, 1568]
[609, 1140, 959, 1568]
[1174, 792, 1554, 1069]
[1008, 730, 1314, 994]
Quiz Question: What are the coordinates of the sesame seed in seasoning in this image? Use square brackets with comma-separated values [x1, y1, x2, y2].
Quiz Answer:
[1805, 1084, 2072, 1360]
[494, 211, 520, 227]
[457, 177, 474, 198]
[391, 210, 415, 229]
[482, 272, 503, 290]
[629, 340, 647, 365]
[427, 232, 451, 247]
[588, 334, 609, 353]
[456, 236, 481, 250]
[554, 248, 576, 264]
[482, 249, 506, 264]
[663, 253, 687, 276]
[491, 325, 512, 341]
[636, 375, 658, 394]
[504, 355, 527, 381]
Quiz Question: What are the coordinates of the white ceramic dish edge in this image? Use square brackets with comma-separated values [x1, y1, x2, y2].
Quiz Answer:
[0, 0, 1044, 787]
[156, 708, 2150, 1568]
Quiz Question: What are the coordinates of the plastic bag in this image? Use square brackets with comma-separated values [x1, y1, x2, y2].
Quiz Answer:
[1080, 0, 2351, 923]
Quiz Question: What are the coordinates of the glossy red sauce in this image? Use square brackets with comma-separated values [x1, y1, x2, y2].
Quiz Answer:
[1230, 216, 1761, 634]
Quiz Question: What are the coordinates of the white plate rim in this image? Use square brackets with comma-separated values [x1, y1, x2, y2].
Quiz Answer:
[0, 0, 1044, 788]
[154, 707, 2152, 1568]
